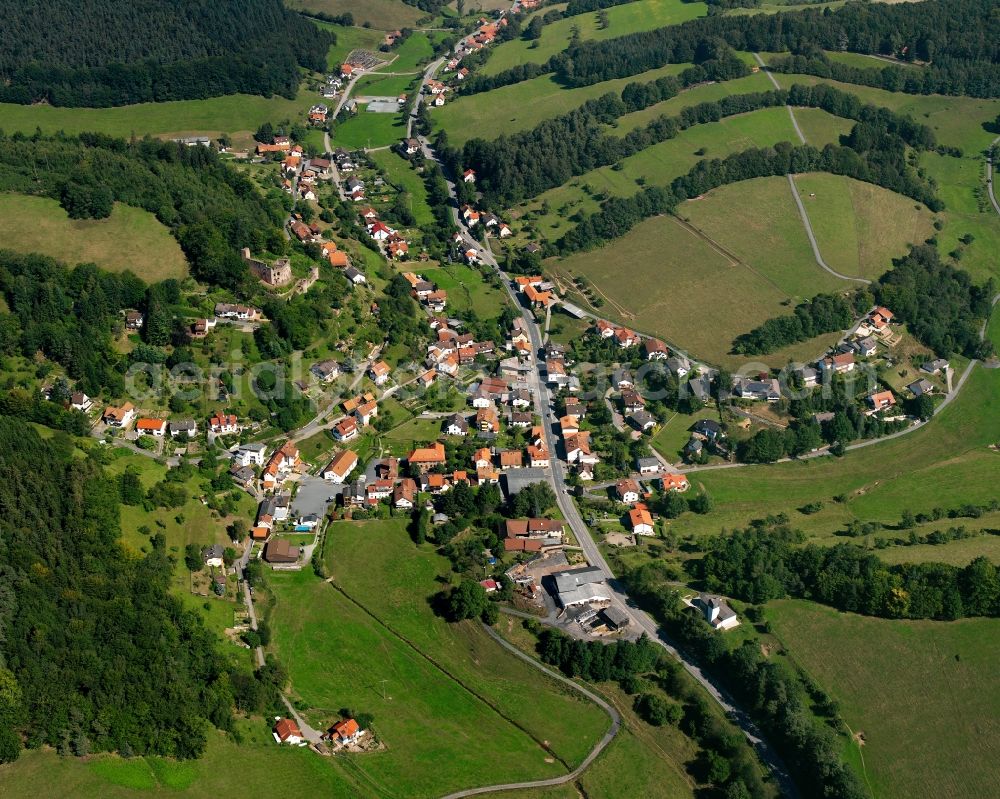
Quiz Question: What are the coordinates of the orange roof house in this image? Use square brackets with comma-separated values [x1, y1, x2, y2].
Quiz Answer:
[331, 718, 361, 743]
[868, 390, 896, 411]
[329, 251, 349, 268]
[498, 450, 523, 469]
[136, 417, 166, 434]
[661, 473, 690, 493]
[274, 718, 303, 743]
[628, 507, 655, 534]
[408, 441, 446, 465]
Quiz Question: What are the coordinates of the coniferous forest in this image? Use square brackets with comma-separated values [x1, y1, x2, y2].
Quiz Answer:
[0, 0, 331, 107]
[0, 421, 249, 763]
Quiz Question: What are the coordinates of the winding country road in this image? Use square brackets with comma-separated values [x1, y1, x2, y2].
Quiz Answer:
[440, 624, 622, 799]
[787, 174, 873, 285]
[988, 136, 1000, 218]
[753, 54, 871, 286]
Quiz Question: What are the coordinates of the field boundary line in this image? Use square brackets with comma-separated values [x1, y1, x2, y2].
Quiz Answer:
[671, 216, 740, 265]
[674, 213, 799, 297]
[327, 581, 577, 772]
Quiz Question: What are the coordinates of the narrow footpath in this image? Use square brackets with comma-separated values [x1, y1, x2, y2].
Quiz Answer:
[439, 625, 621, 799]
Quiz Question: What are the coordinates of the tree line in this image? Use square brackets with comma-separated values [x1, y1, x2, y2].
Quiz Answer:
[732, 292, 856, 355]
[557, 133, 941, 255]
[696, 518, 1000, 619]
[452, 54, 748, 205]
[551, 0, 1000, 90]
[454, 78, 937, 208]
[771, 50, 1000, 101]
[626, 560, 868, 799]
[0, 0, 330, 107]
[0, 131, 288, 291]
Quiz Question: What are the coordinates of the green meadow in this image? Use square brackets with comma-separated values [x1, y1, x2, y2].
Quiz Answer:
[265, 518, 611, 797]
[481, 0, 707, 76]
[767, 599, 1000, 799]
[0, 194, 188, 281]
[0, 92, 315, 140]
[435, 63, 692, 147]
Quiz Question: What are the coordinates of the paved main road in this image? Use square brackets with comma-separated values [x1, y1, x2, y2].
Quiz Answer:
[431, 179, 800, 794]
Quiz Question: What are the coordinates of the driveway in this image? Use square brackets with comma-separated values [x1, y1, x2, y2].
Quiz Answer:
[293, 475, 338, 518]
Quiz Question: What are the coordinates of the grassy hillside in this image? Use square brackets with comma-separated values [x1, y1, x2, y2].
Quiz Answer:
[288, 0, 426, 29]
[0, 728, 366, 798]
[481, 0, 707, 76]
[267, 518, 611, 798]
[791, 173, 935, 280]
[548, 175, 852, 367]
[663, 366, 1000, 544]
[435, 63, 691, 147]
[0, 91, 314, 142]
[0, 194, 188, 281]
[519, 105, 801, 242]
[318, 23, 386, 69]
[766, 599, 1000, 799]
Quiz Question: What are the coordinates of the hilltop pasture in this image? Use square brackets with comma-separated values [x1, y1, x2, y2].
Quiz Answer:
[481, 0, 707, 76]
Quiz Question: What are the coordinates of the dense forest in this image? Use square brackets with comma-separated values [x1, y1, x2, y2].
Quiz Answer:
[0, 132, 287, 291]
[551, 0, 1000, 93]
[0, 252, 147, 395]
[873, 245, 994, 359]
[0, 420, 229, 761]
[0, 0, 331, 107]
[454, 77, 936, 207]
[695, 519, 1000, 620]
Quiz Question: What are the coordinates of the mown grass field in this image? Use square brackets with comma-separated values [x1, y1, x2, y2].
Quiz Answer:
[481, 0, 707, 76]
[608, 71, 778, 134]
[0, 91, 315, 140]
[291, 0, 426, 30]
[435, 63, 691, 147]
[386, 30, 438, 73]
[791, 105, 854, 146]
[323, 520, 611, 764]
[331, 105, 407, 149]
[316, 23, 386, 70]
[267, 518, 610, 797]
[269, 568, 568, 797]
[354, 72, 419, 98]
[0, 725, 367, 798]
[766, 599, 1000, 799]
[681, 175, 846, 298]
[667, 367, 1000, 546]
[0, 194, 188, 281]
[764, 69, 1000, 154]
[548, 176, 849, 368]
[421, 263, 507, 318]
[791, 173, 934, 279]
